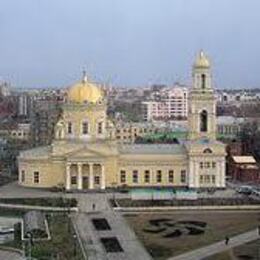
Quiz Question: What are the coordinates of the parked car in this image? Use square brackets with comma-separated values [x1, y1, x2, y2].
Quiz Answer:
[236, 186, 253, 195]
[251, 188, 260, 197]
[49, 183, 65, 192]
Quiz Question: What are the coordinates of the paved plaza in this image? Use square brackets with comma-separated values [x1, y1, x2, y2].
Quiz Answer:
[0, 182, 259, 260]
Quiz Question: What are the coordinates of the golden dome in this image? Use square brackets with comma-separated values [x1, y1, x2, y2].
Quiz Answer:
[194, 50, 210, 68]
[67, 73, 103, 103]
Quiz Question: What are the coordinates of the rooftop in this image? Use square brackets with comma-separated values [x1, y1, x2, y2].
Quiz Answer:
[120, 144, 186, 155]
[217, 116, 245, 125]
[19, 146, 51, 159]
[233, 156, 256, 164]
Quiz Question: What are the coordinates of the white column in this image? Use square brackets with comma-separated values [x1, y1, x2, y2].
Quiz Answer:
[66, 164, 71, 190]
[193, 160, 197, 187]
[195, 161, 200, 187]
[221, 160, 226, 187]
[89, 163, 94, 189]
[188, 159, 194, 187]
[215, 160, 221, 188]
[101, 165, 105, 190]
[77, 163, 83, 190]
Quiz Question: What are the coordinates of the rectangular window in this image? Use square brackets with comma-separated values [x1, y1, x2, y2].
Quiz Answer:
[71, 176, 77, 185]
[98, 122, 103, 134]
[200, 175, 203, 184]
[212, 162, 216, 168]
[34, 171, 39, 184]
[120, 170, 126, 183]
[132, 170, 138, 183]
[68, 122, 72, 134]
[181, 170, 186, 183]
[156, 170, 162, 183]
[212, 175, 216, 183]
[200, 162, 203, 169]
[144, 170, 150, 183]
[82, 122, 88, 134]
[168, 170, 174, 183]
[205, 175, 210, 183]
[205, 162, 210, 168]
[21, 170, 25, 182]
[94, 176, 100, 185]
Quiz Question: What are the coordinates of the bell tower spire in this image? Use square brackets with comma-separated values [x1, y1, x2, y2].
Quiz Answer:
[188, 51, 216, 140]
[192, 50, 212, 92]
[82, 69, 88, 83]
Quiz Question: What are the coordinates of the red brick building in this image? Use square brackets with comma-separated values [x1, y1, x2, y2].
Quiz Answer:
[226, 140, 243, 156]
[229, 156, 260, 183]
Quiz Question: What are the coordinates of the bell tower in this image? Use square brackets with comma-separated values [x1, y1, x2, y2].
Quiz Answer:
[188, 51, 216, 140]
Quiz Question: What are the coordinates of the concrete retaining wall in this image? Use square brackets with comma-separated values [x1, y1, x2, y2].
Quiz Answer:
[0, 203, 78, 212]
[115, 205, 260, 212]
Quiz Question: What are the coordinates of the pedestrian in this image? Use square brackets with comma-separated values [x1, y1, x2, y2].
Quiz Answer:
[92, 203, 96, 211]
[258, 225, 260, 236]
[225, 236, 229, 245]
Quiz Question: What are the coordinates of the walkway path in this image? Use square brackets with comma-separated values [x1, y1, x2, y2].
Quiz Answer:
[0, 249, 25, 260]
[168, 228, 259, 260]
[72, 193, 152, 260]
[0, 182, 59, 198]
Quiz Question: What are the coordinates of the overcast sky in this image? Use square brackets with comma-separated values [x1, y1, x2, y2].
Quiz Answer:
[0, 0, 259, 88]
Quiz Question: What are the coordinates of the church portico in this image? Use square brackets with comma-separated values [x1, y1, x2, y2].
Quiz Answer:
[65, 162, 105, 190]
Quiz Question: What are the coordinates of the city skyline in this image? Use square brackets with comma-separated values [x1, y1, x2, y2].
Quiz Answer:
[0, 0, 260, 88]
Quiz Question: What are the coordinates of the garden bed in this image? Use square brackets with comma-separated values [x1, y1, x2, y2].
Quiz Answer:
[0, 197, 77, 208]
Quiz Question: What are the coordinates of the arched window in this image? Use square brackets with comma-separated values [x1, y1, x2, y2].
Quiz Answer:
[200, 110, 208, 132]
[201, 74, 206, 89]
[58, 130, 62, 139]
[82, 121, 89, 134]
[98, 122, 103, 134]
[203, 148, 213, 154]
[67, 122, 72, 134]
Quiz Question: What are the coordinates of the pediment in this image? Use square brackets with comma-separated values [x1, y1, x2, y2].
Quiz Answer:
[65, 147, 105, 159]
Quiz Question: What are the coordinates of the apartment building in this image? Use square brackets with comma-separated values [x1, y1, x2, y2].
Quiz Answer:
[142, 85, 188, 121]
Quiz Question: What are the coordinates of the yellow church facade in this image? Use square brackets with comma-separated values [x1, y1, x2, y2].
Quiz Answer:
[18, 52, 226, 190]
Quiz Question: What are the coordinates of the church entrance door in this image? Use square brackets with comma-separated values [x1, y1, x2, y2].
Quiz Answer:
[82, 176, 89, 189]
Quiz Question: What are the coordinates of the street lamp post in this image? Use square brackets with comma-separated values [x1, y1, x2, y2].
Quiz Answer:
[27, 232, 33, 260]
[73, 233, 77, 256]
[62, 189, 71, 233]
[111, 182, 117, 205]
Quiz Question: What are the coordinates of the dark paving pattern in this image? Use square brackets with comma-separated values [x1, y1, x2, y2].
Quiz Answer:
[92, 218, 111, 231]
[100, 237, 124, 253]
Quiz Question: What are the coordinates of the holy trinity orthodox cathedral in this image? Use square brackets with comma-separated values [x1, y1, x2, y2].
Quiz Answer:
[18, 51, 226, 190]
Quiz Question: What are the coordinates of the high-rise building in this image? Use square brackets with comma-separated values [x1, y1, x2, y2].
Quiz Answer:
[18, 94, 30, 117]
[0, 81, 11, 97]
[142, 85, 188, 121]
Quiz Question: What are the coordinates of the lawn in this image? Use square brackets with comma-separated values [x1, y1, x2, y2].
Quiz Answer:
[116, 197, 260, 207]
[125, 211, 260, 260]
[4, 213, 84, 260]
